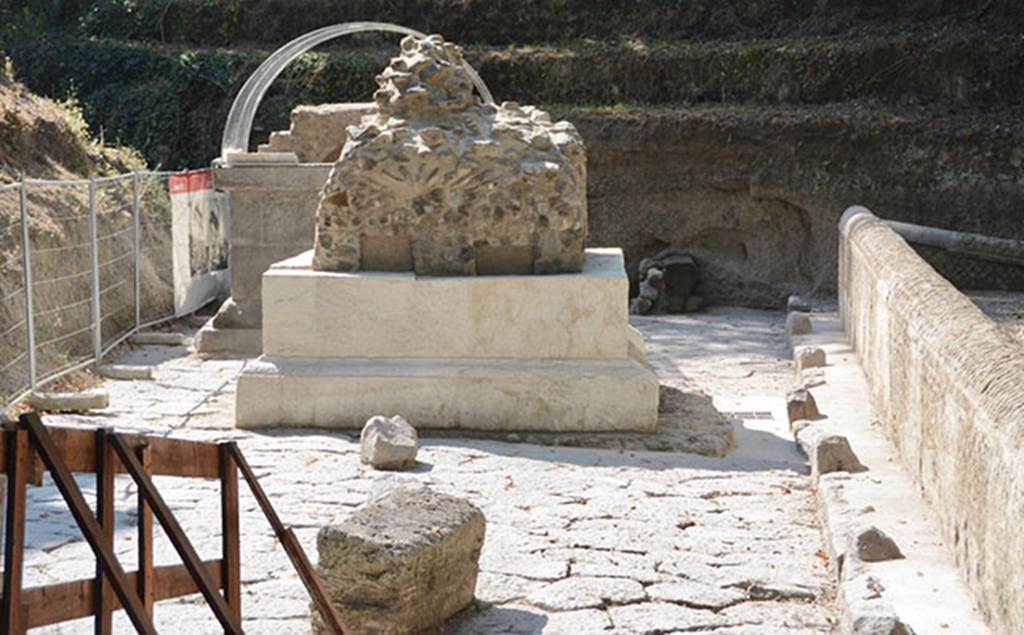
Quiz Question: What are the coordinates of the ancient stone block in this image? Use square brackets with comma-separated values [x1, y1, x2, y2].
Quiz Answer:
[796, 425, 863, 475]
[851, 526, 904, 563]
[259, 103, 374, 163]
[794, 345, 827, 373]
[314, 488, 485, 634]
[360, 415, 418, 470]
[786, 387, 820, 423]
[787, 311, 813, 335]
[27, 390, 109, 413]
[312, 35, 587, 276]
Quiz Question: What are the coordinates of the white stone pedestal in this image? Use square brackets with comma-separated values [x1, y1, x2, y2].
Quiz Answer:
[235, 248, 659, 432]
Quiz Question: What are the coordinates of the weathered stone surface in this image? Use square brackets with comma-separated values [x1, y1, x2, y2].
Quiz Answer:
[314, 487, 485, 634]
[132, 331, 191, 346]
[794, 345, 827, 373]
[27, 390, 109, 413]
[851, 526, 904, 563]
[786, 387, 819, 423]
[95, 364, 153, 381]
[608, 601, 730, 633]
[645, 579, 746, 610]
[360, 415, 418, 470]
[796, 425, 863, 475]
[474, 571, 547, 604]
[313, 35, 587, 276]
[841, 207, 1024, 634]
[525, 576, 645, 611]
[801, 367, 827, 388]
[259, 103, 374, 163]
[25, 310, 842, 633]
[787, 311, 813, 335]
[848, 599, 916, 635]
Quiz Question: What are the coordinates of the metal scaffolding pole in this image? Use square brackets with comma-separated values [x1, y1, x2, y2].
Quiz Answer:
[87, 178, 102, 361]
[18, 177, 36, 390]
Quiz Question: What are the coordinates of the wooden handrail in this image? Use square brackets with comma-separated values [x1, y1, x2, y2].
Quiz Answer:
[108, 433, 244, 635]
[227, 442, 349, 635]
[2, 415, 350, 635]
[17, 413, 157, 635]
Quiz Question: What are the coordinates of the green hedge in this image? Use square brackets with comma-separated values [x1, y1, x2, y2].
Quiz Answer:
[7, 39, 384, 168]
[71, 0, 1024, 47]
[8, 32, 1023, 169]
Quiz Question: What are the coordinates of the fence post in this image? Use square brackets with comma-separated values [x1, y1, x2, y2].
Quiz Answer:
[132, 172, 141, 330]
[88, 177, 102, 361]
[18, 177, 36, 391]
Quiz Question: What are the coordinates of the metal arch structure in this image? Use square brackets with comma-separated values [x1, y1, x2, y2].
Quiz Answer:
[219, 21, 497, 161]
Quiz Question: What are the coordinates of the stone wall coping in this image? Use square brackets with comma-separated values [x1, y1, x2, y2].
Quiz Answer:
[270, 248, 627, 279]
[840, 206, 1024, 441]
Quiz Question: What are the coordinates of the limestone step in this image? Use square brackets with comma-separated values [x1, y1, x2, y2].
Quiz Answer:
[26, 390, 109, 413]
[131, 331, 191, 347]
[95, 364, 154, 381]
[235, 356, 659, 432]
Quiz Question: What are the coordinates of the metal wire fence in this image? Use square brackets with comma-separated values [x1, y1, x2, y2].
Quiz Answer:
[0, 172, 228, 412]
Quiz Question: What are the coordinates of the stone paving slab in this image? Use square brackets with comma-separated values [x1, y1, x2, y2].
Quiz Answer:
[18, 308, 838, 634]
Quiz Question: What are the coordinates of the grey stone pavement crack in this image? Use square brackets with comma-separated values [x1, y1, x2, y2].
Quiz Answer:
[22, 307, 837, 634]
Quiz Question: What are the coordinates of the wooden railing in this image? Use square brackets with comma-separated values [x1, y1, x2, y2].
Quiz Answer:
[1, 412, 347, 634]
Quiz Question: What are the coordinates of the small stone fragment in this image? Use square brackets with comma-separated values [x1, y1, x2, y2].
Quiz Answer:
[796, 426, 864, 474]
[95, 364, 154, 380]
[794, 345, 827, 373]
[27, 390, 109, 413]
[786, 387, 820, 423]
[852, 526, 904, 562]
[132, 331, 191, 346]
[314, 488, 485, 634]
[848, 598, 916, 635]
[787, 295, 811, 312]
[360, 415, 418, 470]
[787, 311, 813, 335]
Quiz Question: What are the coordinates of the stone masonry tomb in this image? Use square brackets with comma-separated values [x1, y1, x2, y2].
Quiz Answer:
[312, 35, 586, 276]
[234, 34, 659, 431]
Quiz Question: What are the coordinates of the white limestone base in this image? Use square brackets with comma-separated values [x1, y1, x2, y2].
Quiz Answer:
[235, 247, 659, 432]
[236, 356, 658, 431]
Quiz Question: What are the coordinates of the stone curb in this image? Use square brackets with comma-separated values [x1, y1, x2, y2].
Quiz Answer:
[786, 312, 988, 634]
[27, 390, 109, 413]
[132, 331, 192, 346]
[96, 364, 154, 381]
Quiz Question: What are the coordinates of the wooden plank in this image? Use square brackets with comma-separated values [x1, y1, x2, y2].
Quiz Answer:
[220, 444, 241, 627]
[228, 442, 349, 635]
[0, 425, 221, 478]
[22, 560, 224, 629]
[136, 444, 154, 617]
[108, 433, 243, 635]
[94, 428, 115, 635]
[18, 413, 156, 635]
[281, 529, 349, 635]
[2, 430, 29, 635]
